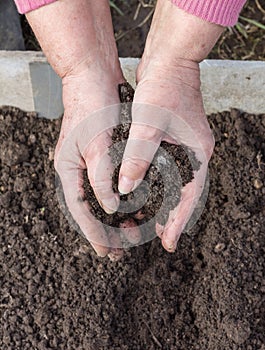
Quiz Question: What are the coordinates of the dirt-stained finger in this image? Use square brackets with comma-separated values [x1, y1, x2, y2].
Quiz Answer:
[120, 218, 142, 245]
[107, 229, 124, 261]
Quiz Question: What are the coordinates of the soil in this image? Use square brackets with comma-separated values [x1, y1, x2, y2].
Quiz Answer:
[2, 1, 265, 349]
[20, 0, 265, 60]
[0, 107, 265, 349]
[84, 83, 198, 236]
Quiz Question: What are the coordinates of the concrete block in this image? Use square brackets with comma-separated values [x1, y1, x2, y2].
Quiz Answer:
[120, 57, 139, 89]
[0, 51, 34, 111]
[0, 51, 44, 111]
[0, 51, 63, 118]
[200, 60, 265, 114]
[29, 61, 63, 119]
[0, 51, 265, 119]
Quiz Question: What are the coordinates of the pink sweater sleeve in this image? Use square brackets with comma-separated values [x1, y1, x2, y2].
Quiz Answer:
[15, 0, 246, 25]
[14, 0, 57, 14]
[171, 0, 247, 26]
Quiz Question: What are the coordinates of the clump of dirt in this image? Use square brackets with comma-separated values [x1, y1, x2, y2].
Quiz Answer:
[0, 107, 265, 349]
[84, 83, 199, 233]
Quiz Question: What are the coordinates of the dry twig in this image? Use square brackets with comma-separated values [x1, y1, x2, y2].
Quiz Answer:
[143, 320, 163, 348]
[115, 7, 154, 41]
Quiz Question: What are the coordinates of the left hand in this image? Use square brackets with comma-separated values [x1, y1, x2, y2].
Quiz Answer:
[118, 59, 214, 252]
[118, 0, 223, 252]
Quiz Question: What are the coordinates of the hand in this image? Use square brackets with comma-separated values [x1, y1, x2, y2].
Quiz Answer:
[55, 68, 124, 258]
[27, 0, 139, 260]
[118, 1, 223, 252]
[55, 76, 142, 260]
[119, 61, 214, 252]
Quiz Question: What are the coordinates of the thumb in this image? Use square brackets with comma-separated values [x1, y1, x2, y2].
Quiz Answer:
[118, 124, 163, 194]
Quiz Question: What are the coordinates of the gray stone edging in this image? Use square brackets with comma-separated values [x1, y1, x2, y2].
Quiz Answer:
[0, 51, 264, 118]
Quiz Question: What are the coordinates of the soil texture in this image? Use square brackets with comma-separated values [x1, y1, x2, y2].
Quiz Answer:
[0, 107, 265, 349]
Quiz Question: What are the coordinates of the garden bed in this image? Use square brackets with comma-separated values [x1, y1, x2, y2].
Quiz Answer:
[0, 107, 264, 349]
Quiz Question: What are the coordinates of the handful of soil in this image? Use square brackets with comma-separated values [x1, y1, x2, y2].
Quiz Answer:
[84, 83, 200, 242]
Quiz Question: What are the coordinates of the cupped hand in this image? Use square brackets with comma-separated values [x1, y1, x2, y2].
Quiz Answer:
[118, 60, 214, 252]
[55, 70, 145, 260]
[26, 0, 137, 259]
[118, 0, 223, 252]
[55, 66, 126, 259]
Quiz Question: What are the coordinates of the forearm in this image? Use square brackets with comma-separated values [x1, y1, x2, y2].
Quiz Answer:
[141, 0, 224, 69]
[15, 0, 247, 26]
[24, 0, 118, 78]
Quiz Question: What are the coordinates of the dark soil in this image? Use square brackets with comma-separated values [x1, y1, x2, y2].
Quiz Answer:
[1, 107, 265, 349]
[84, 83, 198, 236]
[113, 0, 265, 60]
[20, 0, 265, 60]
[2, 1, 265, 348]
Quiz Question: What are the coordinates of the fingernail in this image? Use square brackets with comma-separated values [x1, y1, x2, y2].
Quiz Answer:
[108, 250, 124, 262]
[165, 240, 176, 252]
[118, 176, 135, 194]
[103, 197, 119, 214]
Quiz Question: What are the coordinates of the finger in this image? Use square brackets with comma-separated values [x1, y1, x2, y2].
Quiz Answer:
[70, 105, 121, 214]
[118, 125, 163, 194]
[83, 131, 120, 214]
[107, 229, 124, 261]
[155, 223, 164, 239]
[56, 164, 110, 256]
[55, 107, 121, 257]
[90, 242, 110, 258]
[161, 180, 198, 252]
[118, 101, 175, 195]
[120, 218, 142, 245]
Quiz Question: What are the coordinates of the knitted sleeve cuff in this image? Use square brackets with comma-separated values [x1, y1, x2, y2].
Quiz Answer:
[171, 0, 247, 26]
[14, 0, 57, 14]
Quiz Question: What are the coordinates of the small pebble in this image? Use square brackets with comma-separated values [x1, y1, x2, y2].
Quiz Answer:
[79, 245, 90, 255]
[214, 242, 226, 253]
[48, 148, 54, 161]
[28, 134, 36, 144]
[96, 264, 104, 274]
[253, 178, 263, 189]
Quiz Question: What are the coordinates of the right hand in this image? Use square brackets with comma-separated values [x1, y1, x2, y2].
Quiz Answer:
[55, 70, 143, 260]
[54, 65, 126, 259]
[25, 0, 141, 260]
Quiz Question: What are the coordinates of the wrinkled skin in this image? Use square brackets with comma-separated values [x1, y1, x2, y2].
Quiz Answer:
[27, 0, 223, 259]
